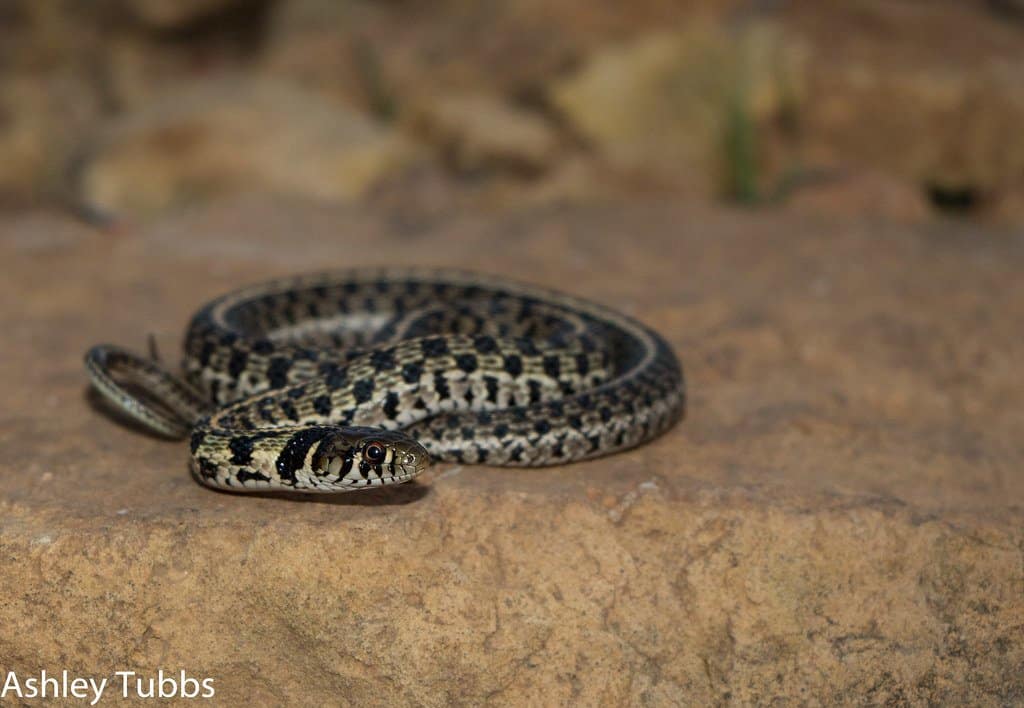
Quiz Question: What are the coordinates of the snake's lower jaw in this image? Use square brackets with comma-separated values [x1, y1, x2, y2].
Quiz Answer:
[383, 439, 430, 486]
[393, 465, 428, 486]
[392, 455, 431, 485]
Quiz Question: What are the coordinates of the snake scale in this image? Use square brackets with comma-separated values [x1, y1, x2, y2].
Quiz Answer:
[85, 269, 685, 493]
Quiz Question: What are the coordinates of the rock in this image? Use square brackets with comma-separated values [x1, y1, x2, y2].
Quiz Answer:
[979, 183, 1024, 225]
[0, 72, 102, 205]
[0, 197, 1021, 703]
[0, 5, 104, 205]
[789, 1, 1024, 204]
[545, 5, 1024, 212]
[548, 23, 807, 199]
[802, 64, 1024, 200]
[97, 25, 269, 113]
[122, 0, 254, 29]
[73, 76, 423, 218]
[989, 0, 1024, 19]
[260, 0, 725, 114]
[410, 93, 561, 174]
[0, 76, 63, 202]
[495, 155, 626, 208]
[784, 169, 932, 223]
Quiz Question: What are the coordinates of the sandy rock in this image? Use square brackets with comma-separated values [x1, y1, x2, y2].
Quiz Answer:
[74, 76, 422, 218]
[548, 23, 806, 198]
[410, 94, 560, 174]
[0, 197, 1021, 703]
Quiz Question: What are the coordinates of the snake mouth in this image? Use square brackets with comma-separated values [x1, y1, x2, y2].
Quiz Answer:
[388, 458, 431, 484]
[331, 455, 429, 491]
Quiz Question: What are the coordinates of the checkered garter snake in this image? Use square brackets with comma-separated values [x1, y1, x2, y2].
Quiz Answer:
[85, 269, 685, 493]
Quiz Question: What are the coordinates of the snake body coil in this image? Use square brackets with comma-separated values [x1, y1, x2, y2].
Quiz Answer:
[85, 269, 685, 493]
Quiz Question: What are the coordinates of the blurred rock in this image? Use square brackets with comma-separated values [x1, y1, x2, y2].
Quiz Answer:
[785, 169, 932, 224]
[410, 94, 561, 174]
[511, 156, 625, 207]
[74, 76, 423, 218]
[122, 0, 254, 29]
[3, 0, 1024, 224]
[261, 0, 726, 117]
[0, 73, 102, 204]
[980, 184, 1024, 225]
[803, 65, 1024, 201]
[0, 4, 105, 204]
[0, 77, 61, 201]
[548, 23, 806, 199]
[98, 26, 268, 112]
[989, 0, 1024, 19]
[788, 1, 1024, 212]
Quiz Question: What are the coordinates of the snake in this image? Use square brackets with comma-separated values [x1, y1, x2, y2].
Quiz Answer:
[84, 268, 685, 493]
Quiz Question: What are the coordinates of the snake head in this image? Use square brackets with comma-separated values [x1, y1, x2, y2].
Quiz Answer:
[308, 427, 430, 491]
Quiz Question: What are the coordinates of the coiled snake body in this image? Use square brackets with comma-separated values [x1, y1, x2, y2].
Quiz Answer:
[85, 269, 685, 493]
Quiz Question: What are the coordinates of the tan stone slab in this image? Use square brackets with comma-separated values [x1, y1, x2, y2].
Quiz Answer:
[0, 197, 1021, 704]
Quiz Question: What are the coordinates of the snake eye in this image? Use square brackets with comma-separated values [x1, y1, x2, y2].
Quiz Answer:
[364, 441, 386, 464]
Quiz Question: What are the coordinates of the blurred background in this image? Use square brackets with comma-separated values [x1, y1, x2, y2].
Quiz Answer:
[2, 0, 1023, 225]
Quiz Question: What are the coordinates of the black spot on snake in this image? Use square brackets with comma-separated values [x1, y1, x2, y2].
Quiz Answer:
[235, 468, 271, 484]
[421, 337, 449, 357]
[281, 401, 300, 421]
[323, 364, 347, 390]
[484, 376, 499, 403]
[575, 353, 590, 377]
[198, 341, 215, 367]
[503, 354, 523, 377]
[401, 361, 423, 384]
[313, 394, 332, 416]
[456, 353, 478, 373]
[198, 457, 218, 479]
[370, 348, 397, 372]
[383, 391, 400, 420]
[229, 436, 256, 465]
[543, 356, 561, 379]
[275, 427, 334, 483]
[433, 373, 450, 400]
[228, 350, 249, 378]
[473, 335, 498, 353]
[352, 379, 374, 404]
[267, 357, 292, 388]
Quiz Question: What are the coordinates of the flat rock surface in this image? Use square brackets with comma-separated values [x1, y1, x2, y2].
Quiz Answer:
[1, 198, 1021, 704]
